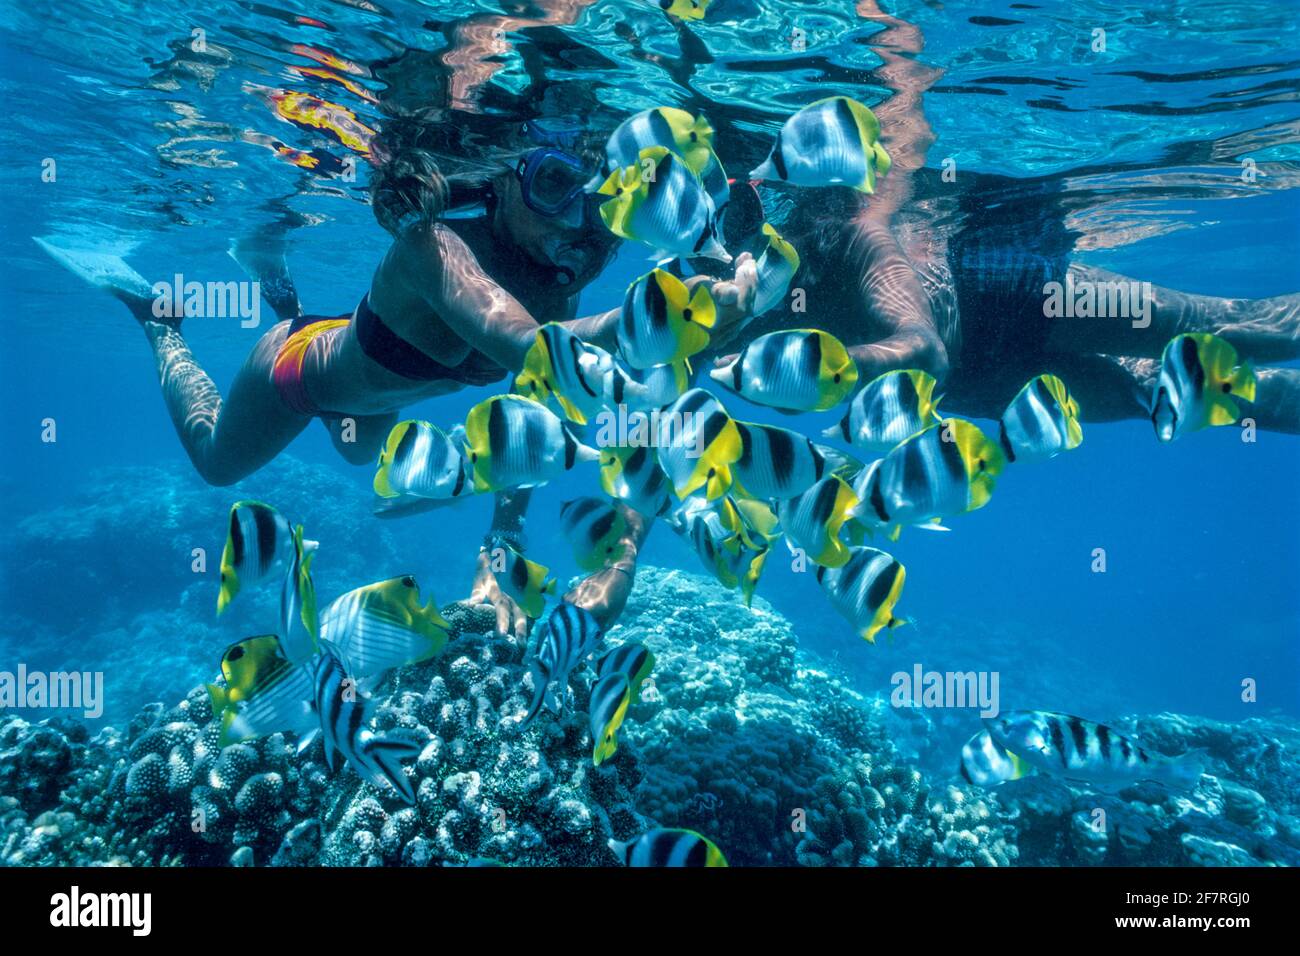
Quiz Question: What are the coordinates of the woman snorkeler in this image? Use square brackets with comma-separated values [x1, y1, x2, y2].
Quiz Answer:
[40, 117, 757, 638]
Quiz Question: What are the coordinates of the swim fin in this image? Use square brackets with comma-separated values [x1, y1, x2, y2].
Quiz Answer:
[34, 236, 163, 325]
[228, 236, 303, 322]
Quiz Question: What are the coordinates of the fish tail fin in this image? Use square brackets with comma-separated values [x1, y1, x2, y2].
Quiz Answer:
[363, 734, 421, 804]
[34, 237, 165, 327]
[520, 662, 550, 727]
[1162, 747, 1208, 791]
[227, 235, 303, 322]
[688, 283, 717, 330]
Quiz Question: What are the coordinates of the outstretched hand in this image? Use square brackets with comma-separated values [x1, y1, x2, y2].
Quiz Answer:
[461, 549, 529, 641]
[688, 252, 758, 353]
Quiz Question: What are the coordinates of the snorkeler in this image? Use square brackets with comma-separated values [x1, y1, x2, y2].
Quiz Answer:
[715, 0, 1300, 435]
[39, 118, 756, 638]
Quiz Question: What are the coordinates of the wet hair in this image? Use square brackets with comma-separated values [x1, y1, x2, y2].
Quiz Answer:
[370, 148, 448, 238]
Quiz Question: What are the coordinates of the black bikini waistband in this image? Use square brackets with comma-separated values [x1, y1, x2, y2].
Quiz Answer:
[353, 294, 507, 387]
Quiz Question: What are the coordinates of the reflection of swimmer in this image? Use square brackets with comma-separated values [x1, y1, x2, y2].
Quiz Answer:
[38, 117, 756, 639]
[714, 1, 1300, 435]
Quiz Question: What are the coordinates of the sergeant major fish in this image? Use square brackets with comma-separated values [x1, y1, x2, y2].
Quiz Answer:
[521, 603, 606, 726]
[985, 711, 1206, 792]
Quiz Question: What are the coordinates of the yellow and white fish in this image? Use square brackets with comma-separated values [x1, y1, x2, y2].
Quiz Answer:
[710, 329, 858, 412]
[960, 729, 1032, 787]
[733, 420, 856, 501]
[618, 269, 716, 369]
[278, 524, 319, 665]
[816, 545, 907, 643]
[217, 500, 300, 615]
[851, 419, 1005, 534]
[560, 497, 630, 571]
[598, 146, 730, 263]
[463, 394, 598, 491]
[516, 323, 617, 426]
[828, 369, 942, 454]
[374, 420, 474, 499]
[490, 543, 556, 619]
[777, 475, 859, 568]
[318, 575, 452, 676]
[207, 634, 315, 746]
[655, 387, 743, 500]
[1151, 332, 1256, 443]
[589, 672, 632, 766]
[599, 106, 728, 216]
[751, 223, 801, 318]
[595, 642, 656, 700]
[985, 711, 1206, 792]
[655, 0, 714, 24]
[750, 96, 892, 193]
[609, 828, 728, 867]
[999, 374, 1083, 463]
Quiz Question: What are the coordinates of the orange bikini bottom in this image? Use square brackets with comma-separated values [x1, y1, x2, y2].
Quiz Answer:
[271, 315, 350, 416]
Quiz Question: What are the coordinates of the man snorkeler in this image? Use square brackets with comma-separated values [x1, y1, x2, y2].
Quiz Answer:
[712, 0, 1299, 433]
[39, 117, 757, 638]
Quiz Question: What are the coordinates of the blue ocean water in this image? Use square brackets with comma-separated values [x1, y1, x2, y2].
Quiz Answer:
[0, 0, 1297, 860]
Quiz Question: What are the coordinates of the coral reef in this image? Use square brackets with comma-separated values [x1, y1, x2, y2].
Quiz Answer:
[1, 566, 1297, 867]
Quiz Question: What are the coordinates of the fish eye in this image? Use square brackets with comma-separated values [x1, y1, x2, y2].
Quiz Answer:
[402, 576, 415, 587]
[683, 308, 693, 322]
[1221, 382, 1232, 393]
[707, 468, 716, 478]
[978, 458, 986, 471]
[833, 373, 841, 383]
[229, 646, 244, 661]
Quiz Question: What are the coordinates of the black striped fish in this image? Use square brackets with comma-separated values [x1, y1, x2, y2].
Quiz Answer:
[1151, 332, 1256, 443]
[601, 107, 715, 181]
[560, 497, 630, 571]
[597, 146, 730, 263]
[618, 269, 716, 369]
[463, 394, 597, 492]
[521, 603, 605, 726]
[491, 544, 556, 619]
[595, 642, 656, 700]
[600, 443, 670, 518]
[734, 420, 855, 501]
[777, 475, 859, 568]
[589, 672, 632, 766]
[960, 729, 1031, 787]
[985, 711, 1206, 792]
[312, 642, 421, 804]
[674, 496, 770, 605]
[318, 575, 451, 677]
[516, 323, 616, 426]
[217, 500, 299, 614]
[599, 107, 729, 222]
[749, 96, 892, 193]
[373, 420, 473, 499]
[656, 388, 742, 500]
[829, 369, 941, 454]
[710, 329, 858, 412]
[752, 223, 801, 318]
[999, 374, 1082, 463]
[851, 419, 1005, 535]
[816, 545, 907, 643]
[608, 828, 728, 867]
[278, 524, 319, 664]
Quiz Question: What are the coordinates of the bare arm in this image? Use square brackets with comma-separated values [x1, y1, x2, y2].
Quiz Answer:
[400, 225, 542, 371]
[466, 488, 535, 639]
[562, 503, 651, 630]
